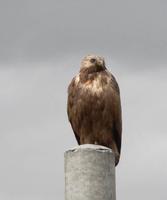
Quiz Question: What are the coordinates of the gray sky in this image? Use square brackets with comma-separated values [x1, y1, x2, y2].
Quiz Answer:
[0, 1, 167, 200]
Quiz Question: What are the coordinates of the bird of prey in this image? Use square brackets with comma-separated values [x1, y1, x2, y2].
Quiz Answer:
[67, 55, 122, 166]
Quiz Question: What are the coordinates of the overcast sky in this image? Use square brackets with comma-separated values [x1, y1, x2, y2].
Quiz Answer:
[0, 0, 167, 200]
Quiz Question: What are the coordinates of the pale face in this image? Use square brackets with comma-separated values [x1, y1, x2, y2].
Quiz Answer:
[80, 55, 105, 69]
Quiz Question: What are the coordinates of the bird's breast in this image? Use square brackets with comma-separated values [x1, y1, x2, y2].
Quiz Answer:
[75, 73, 110, 95]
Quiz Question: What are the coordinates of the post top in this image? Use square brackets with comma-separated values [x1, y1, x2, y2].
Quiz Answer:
[66, 144, 113, 153]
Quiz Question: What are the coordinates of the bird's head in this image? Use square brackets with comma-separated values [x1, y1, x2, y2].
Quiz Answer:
[80, 55, 106, 72]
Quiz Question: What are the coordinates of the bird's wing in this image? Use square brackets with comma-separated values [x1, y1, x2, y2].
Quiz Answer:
[67, 77, 81, 144]
[110, 73, 122, 155]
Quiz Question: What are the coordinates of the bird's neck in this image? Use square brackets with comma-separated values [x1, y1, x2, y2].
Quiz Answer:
[79, 66, 105, 83]
[80, 66, 105, 74]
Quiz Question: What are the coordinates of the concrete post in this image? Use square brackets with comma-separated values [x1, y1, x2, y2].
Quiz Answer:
[64, 144, 116, 200]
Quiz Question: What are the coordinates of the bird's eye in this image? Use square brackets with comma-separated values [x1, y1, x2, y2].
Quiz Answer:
[90, 58, 96, 63]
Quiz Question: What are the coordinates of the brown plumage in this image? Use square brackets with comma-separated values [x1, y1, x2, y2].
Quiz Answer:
[67, 55, 122, 166]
